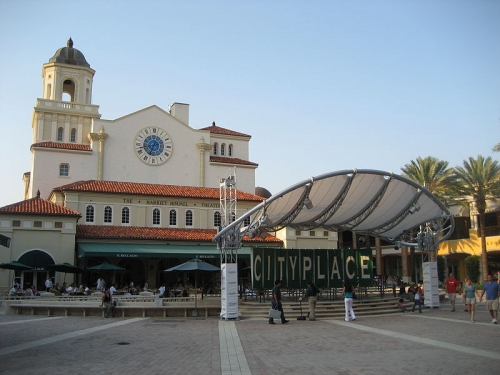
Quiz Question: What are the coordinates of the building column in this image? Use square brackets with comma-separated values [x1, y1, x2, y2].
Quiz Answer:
[197, 138, 212, 187]
[375, 237, 383, 276]
[401, 245, 410, 283]
[89, 126, 109, 180]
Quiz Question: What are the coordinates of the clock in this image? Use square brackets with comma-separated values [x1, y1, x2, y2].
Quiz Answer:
[134, 126, 173, 165]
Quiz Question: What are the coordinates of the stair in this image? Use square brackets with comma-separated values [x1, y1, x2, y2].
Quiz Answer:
[238, 296, 411, 320]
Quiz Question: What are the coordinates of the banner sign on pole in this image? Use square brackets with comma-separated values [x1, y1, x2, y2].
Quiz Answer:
[251, 248, 373, 289]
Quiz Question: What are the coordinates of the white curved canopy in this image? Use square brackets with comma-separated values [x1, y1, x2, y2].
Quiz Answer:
[214, 169, 454, 248]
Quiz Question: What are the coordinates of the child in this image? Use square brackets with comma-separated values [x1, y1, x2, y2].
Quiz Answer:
[398, 298, 408, 313]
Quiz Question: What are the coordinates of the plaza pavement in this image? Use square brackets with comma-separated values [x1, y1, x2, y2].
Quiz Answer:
[0, 301, 499, 375]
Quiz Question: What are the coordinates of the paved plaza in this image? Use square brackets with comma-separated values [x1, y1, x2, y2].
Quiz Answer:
[1, 302, 499, 375]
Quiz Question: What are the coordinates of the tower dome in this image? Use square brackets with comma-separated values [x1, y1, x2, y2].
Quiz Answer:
[48, 38, 90, 68]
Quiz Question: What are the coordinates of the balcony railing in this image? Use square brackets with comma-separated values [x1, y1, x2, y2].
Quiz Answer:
[36, 99, 100, 115]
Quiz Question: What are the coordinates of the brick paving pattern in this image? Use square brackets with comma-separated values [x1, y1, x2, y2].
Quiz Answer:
[1, 303, 499, 374]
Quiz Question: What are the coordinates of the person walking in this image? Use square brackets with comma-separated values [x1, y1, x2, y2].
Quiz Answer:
[100, 288, 115, 318]
[301, 280, 319, 321]
[445, 273, 460, 312]
[407, 283, 416, 302]
[269, 280, 289, 324]
[411, 285, 423, 313]
[96, 276, 104, 291]
[479, 274, 500, 324]
[342, 279, 357, 322]
[462, 278, 477, 322]
[44, 277, 53, 292]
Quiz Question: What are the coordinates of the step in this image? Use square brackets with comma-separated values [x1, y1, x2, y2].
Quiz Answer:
[238, 297, 412, 319]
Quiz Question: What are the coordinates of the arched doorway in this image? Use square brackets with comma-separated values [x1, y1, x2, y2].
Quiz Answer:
[18, 250, 55, 291]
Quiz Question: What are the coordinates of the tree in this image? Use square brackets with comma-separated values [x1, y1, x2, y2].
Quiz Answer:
[450, 155, 500, 281]
[493, 142, 500, 153]
[401, 156, 455, 203]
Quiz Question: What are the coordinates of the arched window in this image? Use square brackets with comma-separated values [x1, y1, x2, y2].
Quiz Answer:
[85, 205, 94, 223]
[153, 208, 161, 225]
[104, 206, 113, 223]
[70, 128, 76, 142]
[244, 216, 251, 226]
[122, 207, 130, 224]
[57, 127, 64, 141]
[213, 142, 218, 155]
[221, 143, 226, 156]
[214, 211, 221, 228]
[59, 164, 69, 176]
[185, 210, 193, 227]
[228, 144, 233, 156]
[169, 209, 177, 226]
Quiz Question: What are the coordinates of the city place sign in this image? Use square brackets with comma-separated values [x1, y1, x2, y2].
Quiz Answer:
[251, 248, 373, 289]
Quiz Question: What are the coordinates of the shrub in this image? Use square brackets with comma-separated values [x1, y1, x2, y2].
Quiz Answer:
[464, 255, 481, 283]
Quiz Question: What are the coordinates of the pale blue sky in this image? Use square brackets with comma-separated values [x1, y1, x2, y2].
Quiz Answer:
[0, 0, 498, 207]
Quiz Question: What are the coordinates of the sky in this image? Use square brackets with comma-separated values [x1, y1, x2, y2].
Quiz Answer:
[0, 0, 498, 207]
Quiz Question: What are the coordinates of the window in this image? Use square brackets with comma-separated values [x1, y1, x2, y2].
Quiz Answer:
[169, 209, 177, 226]
[104, 206, 113, 223]
[221, 143, 226, 156]
[153, 208, 161, 225]
[59, 164, 69, 177]
[34, 221, 42, 228]
[228, 144, 233, 156]
[70, 128, 76, 142]
[86, 205, 95, 223]
[122, 207, 130, 224]
[323, 231, 329, 237]
[295, 230, 301, 235]
[185, 210, 193, 227]
[244, 216, 251, 226]
[213, 142, 218, 155]
[309, 231, 315, 236]
[12, 220, 20, 227]
[214, 211, 221, 228]
[55, 222, 63, 228]
[57, 127, 64, 141]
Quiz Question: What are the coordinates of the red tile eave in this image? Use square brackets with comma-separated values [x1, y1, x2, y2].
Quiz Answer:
[199, 124, 251, 138]
[0, 197, 81, 217]
[76, 225, 283, 244]
[209, 156, 258, 167]
[52, 180, 265, 202]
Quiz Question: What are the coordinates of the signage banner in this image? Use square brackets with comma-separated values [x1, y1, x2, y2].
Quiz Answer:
[251, 248, 373, 289]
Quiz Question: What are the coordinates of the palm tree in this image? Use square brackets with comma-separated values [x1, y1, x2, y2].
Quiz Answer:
[493, 142, 500, 153]
[401, 156, 455, 267]
[451, 155, 500, 280]
[401, 156, 455, 202]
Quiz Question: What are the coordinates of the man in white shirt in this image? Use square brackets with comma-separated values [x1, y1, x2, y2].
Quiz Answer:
[96, 277, 104, 291]
[45, 277, 53, 292]
[110, 284, 117, 295]
[157, 285, 166, 297]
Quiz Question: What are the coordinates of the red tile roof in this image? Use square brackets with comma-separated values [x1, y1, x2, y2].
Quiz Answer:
[210, 156, 258, 167]
[76, 225, 282, 243]
[52, 180, 265, 201]
[199, 122, 251, 138]
[31, 142, 92, 152]
[0, 194, 81, 217]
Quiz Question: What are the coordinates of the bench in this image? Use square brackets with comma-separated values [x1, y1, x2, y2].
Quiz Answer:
[5, 299, 220, 318]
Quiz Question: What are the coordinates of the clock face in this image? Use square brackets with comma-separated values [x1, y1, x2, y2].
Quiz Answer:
[134, 127, 173, 165]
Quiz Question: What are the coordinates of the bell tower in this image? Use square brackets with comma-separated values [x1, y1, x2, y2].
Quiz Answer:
[27, 39, 102, 199]
[31, 38, 101, 145]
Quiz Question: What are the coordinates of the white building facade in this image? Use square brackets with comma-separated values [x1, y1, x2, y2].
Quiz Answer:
[0, 38, 277, 292]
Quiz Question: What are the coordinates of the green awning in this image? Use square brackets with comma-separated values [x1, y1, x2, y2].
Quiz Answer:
[77, 243, 251, 259]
